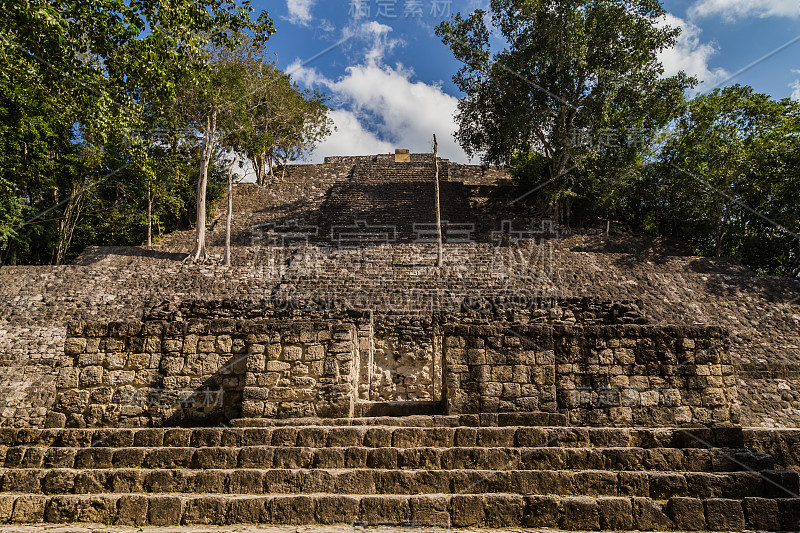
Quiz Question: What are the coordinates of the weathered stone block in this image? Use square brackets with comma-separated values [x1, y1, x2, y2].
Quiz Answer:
[227, 496, 270, 523]
[666, 497, 705, 531]
[64, 337, 87, 355]
[56, 389, 90, 414]
[315, 495, 360, 524]
[451, 494, 484, 527]
[633, 498, 674, 530]
[560, 496, 600, 531]
[742, 497, 779, 531]
[524, 495, 558, 527]
[410, 495, 450, 527]
[183, 496, 229, 525]
[283, 345, 303, 361]
[704, 498, 744, 531]
[215, 335, 233, 353]
[12, 495, 46, 523]
[480, 494, 521, 527]
[148, 496, 184, 526]
[266, 360, 290, 372]
[777, 498, 800, 531]
[360, 496, 410, 525]
[271, 495, 315, 524]
[649, 472, 688, 499]
[111, 495, 145, 526]
[598, 497, 632, 530]
[78, 366, 103, 387]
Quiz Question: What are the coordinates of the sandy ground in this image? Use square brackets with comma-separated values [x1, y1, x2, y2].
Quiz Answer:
[0, 527, 530, 533]
[0, 526, 739, 533]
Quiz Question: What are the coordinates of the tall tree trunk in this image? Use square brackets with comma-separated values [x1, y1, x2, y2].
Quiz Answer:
[146, 183, 153, 247]
[55, 183, 83, 265]
[223, 156, 238, 266]
[433, 134, 443, 268]
[191, 112, 216, 262]
[253, 151, 267, 186]
[714, 197, 724, 257]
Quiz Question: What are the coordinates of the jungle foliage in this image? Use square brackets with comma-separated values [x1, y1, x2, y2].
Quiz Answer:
[0, 0, 331, 265]
[438, 0, 800, 275]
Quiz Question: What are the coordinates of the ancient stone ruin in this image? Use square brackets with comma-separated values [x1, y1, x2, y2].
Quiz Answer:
[1, 154, 800, 529]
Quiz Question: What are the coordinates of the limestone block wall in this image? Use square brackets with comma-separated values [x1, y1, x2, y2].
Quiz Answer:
[447, 163, 511, 185]
[322, 155, 449, 165]
[52, 319, 360, 427]
[241, 322, 358, 419]
[443, 324, 738, 427]
[53, 320, 247, 428]
[555, 325, 737, 427]
[317, 156, 512, 187]
[443, 325, 556, 414]
[0, 324, 67, 428]
[735, 364, 800, 427]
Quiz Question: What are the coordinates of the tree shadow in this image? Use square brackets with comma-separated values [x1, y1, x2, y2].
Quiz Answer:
[72, 246, 189, 265]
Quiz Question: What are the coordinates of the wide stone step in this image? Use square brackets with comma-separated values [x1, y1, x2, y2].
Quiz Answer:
[0, 445, 776, 473]
[0, 492, 796, 530]
[352, 401, 442, 417]
[3, 467, 797, 499]
[234, 412, 567, 427]
[0, 425, 744, 450]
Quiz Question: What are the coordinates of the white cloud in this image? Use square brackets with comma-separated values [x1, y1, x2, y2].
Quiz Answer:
[689, 0, 800, 21]
[310, 110, 395, 162]
[657, 14, 729, 89]
[791, 70, 800, 100]
[290, 23, 469, 163]
[318, 19, 335, 33]
[286, 0, 316, 26]
[341, 21, 404, 65]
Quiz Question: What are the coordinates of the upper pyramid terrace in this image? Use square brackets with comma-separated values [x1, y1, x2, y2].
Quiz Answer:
[0, 153, 799, 431]
[2, 154, 800, 530]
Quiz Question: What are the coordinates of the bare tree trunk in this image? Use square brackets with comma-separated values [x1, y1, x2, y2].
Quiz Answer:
[55, 183, 84, 265]
[253, 151, 267, 186]
[146, 183, 153, 246]
[715, 198, 724, 257]
[252, 158, 260, 187]
[192, 155, 208, 260]
[223, 156, 238, 266]
[433, 134, 443, 268]
[190, 113, 216, 262]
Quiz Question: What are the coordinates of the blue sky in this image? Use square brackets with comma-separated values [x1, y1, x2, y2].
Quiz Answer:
[253, 0, 800, 163]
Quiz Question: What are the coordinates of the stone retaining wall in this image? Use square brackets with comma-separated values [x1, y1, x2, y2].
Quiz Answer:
[53, 321, 248, 428]
[53, 320, 359, 427]
[22, 316, 744, 428]
[318, 156, 511, 187]
[443, 324, 738, 427]
[241, 322, 358, 419]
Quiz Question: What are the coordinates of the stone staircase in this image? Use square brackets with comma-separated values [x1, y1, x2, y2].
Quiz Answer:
[0, 419, 797, 529]
[317, 161, 474, 243]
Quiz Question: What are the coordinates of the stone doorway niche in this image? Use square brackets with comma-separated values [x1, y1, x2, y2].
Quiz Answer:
[357, 317, 442, 403]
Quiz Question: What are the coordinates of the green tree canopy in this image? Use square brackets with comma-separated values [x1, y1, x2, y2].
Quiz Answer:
[436, 0, 695, 222]
[242, 64, 334, 186]
[653, 85, 800, 274]
[0, 0, 274, 264]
